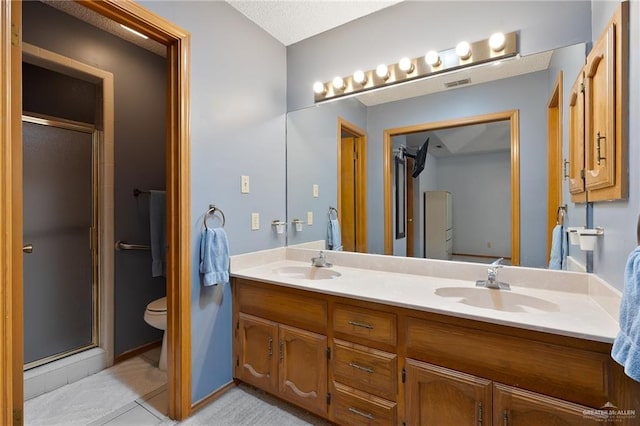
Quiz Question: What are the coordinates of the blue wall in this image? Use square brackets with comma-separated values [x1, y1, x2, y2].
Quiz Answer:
[140, 1, 287, 403]
[287, 1, 591, 111]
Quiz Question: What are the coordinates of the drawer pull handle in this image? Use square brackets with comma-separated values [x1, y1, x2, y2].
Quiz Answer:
[267, 336, 273, 357]
[348, 320, 374, 330]
[348, 407, 374, 420]
[349, 362, 374, 374]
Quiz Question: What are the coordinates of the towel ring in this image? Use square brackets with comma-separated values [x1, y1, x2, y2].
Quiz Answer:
[556, 205, 567, 226]
[328, 206, 338, 220]
[204, 205, 226, 228]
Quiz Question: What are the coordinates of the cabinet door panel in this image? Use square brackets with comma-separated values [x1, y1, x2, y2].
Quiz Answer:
[237, 313, 278, 392]
[494, 383, 606, 425]
[585, 24, 615, 191]
[405, 359, 491, 425]
[279, 324, 328, 416]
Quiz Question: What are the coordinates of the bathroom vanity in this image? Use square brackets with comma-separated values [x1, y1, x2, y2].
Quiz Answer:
[231, 247, 640, 425]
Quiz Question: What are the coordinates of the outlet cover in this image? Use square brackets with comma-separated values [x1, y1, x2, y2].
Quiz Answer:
[251, 213, 259, 230]
[313, 184, 319, 198]
[307, 211, 313, 225]
[241, 175, 250, 193]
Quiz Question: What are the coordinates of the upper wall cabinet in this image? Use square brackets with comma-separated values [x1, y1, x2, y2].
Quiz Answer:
[569, 1, 628, 202]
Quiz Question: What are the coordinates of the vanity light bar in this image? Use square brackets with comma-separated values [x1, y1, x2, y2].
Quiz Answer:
[313, 31, 518, 103]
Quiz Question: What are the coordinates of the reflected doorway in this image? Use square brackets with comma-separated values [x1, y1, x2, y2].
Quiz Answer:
[383, 110, 520, 265]
[337, 118, 367, 252]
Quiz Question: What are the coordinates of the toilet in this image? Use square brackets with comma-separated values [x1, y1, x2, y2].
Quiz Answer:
[143, 297, 167, 371]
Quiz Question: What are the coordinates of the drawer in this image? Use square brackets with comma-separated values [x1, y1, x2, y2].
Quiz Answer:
[236, 279, 327, 333]
[331, 382, 397, 426]
[333, 303, 396, 347]
[405, 316, 610, 407]
[333, 339, 397, 401]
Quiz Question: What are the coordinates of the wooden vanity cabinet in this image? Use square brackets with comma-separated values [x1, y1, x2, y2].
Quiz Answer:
[233, 278, 640, 425]
[568, 2, 628, 202]
[234, 279, 328, 417]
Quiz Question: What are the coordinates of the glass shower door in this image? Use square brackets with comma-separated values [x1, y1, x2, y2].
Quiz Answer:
[22, 116, 97, 369]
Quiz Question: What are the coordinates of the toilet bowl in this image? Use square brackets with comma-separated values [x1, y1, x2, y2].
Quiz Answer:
[143, 297, 167, 371]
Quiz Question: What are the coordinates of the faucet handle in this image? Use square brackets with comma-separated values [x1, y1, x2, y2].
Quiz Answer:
[490, 257, 504, 266]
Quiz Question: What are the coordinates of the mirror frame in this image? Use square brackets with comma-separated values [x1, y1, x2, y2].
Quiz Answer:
[383, 109, 521, 265]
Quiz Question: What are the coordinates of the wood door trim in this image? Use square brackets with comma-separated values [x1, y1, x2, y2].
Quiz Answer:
[337, 117, 367, 252]
[383, 110, 520, 265]
[3, 0, 193, 421]
[546, 72, 563, 262]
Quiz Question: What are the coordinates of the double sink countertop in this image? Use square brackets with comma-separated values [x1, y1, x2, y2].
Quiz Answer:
[230, 245, 621, 344]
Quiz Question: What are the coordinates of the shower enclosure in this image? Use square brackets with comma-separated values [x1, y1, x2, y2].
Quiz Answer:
[22, 115, 98, 369]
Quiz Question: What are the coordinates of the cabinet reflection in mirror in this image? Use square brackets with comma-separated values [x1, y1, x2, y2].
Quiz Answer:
[286, 43, 587, 268]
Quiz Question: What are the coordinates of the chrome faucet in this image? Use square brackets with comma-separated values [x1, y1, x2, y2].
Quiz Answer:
[476, 258, 510, 290]
[311, 251, 332, 268]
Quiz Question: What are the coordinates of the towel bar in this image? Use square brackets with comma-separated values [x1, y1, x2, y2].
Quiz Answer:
[116, 241, 150, 251]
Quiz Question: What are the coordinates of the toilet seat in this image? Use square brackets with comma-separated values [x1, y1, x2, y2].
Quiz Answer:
[146, 297, 167, 313]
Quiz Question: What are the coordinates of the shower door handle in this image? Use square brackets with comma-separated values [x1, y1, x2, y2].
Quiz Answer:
[23, 244, 33, 254]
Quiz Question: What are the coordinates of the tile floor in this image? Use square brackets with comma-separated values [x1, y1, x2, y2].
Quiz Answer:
[24, 348, 327, 426]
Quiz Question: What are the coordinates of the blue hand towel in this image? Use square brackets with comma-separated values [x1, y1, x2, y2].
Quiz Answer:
[612, 247, 640, 382]
[149, 190, 166, 277]
[327, 218, 343, 251]
[199, 227, 230, 286]
[548, 224, 568, 270]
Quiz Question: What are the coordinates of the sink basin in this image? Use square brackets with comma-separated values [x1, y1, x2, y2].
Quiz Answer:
[273, 266, 341, 281]
[434, 287, 558, 312]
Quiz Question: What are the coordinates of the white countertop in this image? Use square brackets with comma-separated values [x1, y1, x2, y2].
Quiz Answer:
[230, 247, 621, 344]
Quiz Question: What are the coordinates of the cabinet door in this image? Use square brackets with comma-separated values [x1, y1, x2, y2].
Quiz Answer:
[568, 72, 585, 200]
[584, 23, 615, 191]
[237, 313, 278, 393]
[494, 383, 606, 425]
[405, 359, 492, 425]
[279, 324, 328, 416]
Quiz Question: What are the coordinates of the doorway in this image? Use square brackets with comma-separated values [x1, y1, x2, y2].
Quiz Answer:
[337, 118, 367, 252]
[383, 110, 521, 265]
[1, 1, 193, 422]
[547, 72, 564, 262]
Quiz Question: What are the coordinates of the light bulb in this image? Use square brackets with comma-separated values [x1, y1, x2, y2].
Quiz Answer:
[425, 50, 441, 66]
[398, 57, 414, 73]
[456, 41, 471, 59]
[332, 76, 345, 90]
[489, 32, 506, 52]
[353, 70, 367, 85]
[376, 64, 389, 80]
[313, 81, 326, 94]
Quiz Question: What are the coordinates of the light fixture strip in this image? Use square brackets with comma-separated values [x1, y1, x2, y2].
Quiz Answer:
[314, 31, 517, 102]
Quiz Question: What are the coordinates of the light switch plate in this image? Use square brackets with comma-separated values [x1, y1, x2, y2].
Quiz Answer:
[251, 213, 259, 230]
[313, 184, 319, 198]
[241, 175, 250, 193]
[307, 211, 313, 225]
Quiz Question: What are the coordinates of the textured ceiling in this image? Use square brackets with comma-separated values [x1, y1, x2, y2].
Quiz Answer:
[226, 0, 403, 46]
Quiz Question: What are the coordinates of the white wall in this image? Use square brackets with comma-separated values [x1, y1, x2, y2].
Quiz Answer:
[435, 151, 511, 257]
[140, 1, 287, 404]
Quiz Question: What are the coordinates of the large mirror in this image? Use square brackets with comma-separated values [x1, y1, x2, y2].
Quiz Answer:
[286, 43, 587, 268]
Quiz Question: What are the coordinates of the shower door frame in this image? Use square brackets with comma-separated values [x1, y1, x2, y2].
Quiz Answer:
[1, 1, 193, 423]
[22, 113, 100, 371]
